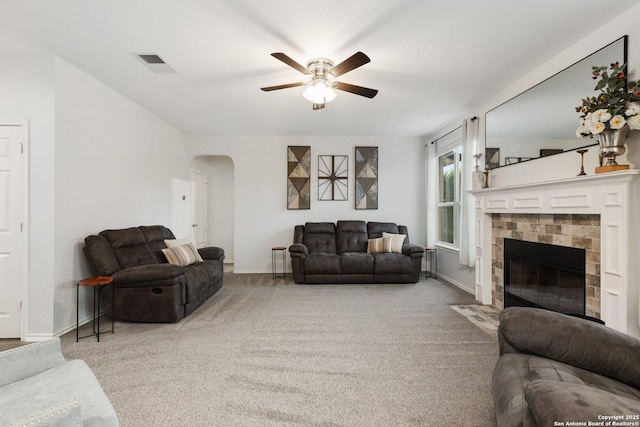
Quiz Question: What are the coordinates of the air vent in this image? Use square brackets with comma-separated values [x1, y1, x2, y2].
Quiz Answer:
[133, 53, 176, 74]
[139, 54, 165, 64]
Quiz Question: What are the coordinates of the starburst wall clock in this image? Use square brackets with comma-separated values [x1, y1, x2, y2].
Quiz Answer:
[318, 155, 348, 201]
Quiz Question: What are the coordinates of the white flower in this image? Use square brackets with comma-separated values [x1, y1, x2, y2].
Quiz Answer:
[628, 115, 640, 130]
[592, 109, 612, 123]
[609, 115, 626, 129]
[590, 122, 606, 134]
[576, 125, 589, 137]
[625, 102, 640, 116]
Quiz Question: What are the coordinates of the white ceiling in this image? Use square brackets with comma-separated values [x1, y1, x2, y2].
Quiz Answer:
[1, 0, 637, 137]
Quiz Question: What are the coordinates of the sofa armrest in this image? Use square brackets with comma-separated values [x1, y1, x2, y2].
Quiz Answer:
[0, 339, 66, 387]
[289, 243, 308, 258]
[6, 400, 82, 427]
[198, 246, 225, 261]
[402, 243, 425, 257]
[112, 263, 184, 287]
[499, 307, 640, 389]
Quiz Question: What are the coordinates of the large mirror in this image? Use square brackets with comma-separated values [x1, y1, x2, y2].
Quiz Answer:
[485, 36, 627, 168]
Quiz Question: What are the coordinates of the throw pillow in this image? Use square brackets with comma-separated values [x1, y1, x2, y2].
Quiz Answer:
[382, 232, 406, 253]
[367, 237, 386, 254]
[164, 237, 203, 262]
[162, 242, 202, 267]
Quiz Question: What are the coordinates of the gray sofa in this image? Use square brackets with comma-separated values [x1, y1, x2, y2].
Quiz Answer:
[0, 338, 118, 427]
[492, 307, 640, 426]
[84, 225, 224, 323]
[289, 221, 424, 284]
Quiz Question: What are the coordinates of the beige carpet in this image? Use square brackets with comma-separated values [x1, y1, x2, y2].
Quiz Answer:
[61, 277, 498, 426]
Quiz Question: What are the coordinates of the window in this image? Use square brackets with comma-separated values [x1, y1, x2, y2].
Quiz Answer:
[437, 147, 461, 247]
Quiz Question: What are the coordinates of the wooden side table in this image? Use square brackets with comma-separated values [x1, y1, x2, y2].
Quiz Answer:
[76, 276, 114, 342]
[424, 247, 437, 279]
[271, 247, 286, 280]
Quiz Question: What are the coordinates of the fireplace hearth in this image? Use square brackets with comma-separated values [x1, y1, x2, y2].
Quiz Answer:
[504, 238, 585, 315]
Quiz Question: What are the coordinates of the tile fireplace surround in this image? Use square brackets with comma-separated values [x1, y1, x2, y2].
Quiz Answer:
[471, 170, 640, 338]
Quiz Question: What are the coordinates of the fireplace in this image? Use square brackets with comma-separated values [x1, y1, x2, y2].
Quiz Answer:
[470, 170, 640, 335]
[504, 238, 585, 315]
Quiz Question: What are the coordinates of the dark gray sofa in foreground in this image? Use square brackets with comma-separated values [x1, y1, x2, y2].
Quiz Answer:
[84, 225, 224, 323]
[493, 307, 640, 426]
[289, 220, 424, 284]
[0, 338, 119, 426]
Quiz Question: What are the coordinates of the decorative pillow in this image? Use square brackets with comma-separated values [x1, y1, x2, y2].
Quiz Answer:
[367, 237, 386, 254]
[382, 232, 406, 253]
[162, 242, 202, 267]
[164, 237, 203, 262]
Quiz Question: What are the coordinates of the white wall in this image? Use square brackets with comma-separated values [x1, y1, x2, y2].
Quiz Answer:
[0, 50, 56, 339]
[53, 57, 189, 335]
[187, 135, 425, 273]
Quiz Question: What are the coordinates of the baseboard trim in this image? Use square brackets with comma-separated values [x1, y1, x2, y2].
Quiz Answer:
[434, 274, 475, 297]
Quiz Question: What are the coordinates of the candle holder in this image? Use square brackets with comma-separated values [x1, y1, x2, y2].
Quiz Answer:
[482, 170, 490, 188]
[577, 149, 588, 176]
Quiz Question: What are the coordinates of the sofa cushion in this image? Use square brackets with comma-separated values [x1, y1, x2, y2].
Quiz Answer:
[492, 352, 640, 427]
[83, 235, 121, 276]
[336, 220, 368, 253]
[341, 252, 374, 274]
[373, 253, 411, 274]
[304, 222, 337, 254]
[140, 225, 176, 262]
[305, 253, 341, 274]
[525, 381, 640, 427]
[101, 228, 158, 269]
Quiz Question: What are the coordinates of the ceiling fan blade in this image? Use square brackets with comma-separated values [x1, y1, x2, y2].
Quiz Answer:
[329, 52, 370, 77]
[261, 82, 304, 91]
[334, 82, 378, 98]
[271, 52, 309, 74]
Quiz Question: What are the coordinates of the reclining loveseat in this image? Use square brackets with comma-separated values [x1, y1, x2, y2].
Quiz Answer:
[83, 225, 224, 323]
[289, 220, 424, 284]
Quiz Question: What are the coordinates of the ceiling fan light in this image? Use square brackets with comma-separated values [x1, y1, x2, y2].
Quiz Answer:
[303, 84, 317, 102]
[324, 87, 337, 102]
[303, 81, 336, 104]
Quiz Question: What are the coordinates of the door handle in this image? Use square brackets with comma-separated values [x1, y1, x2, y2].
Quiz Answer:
[192, 224, 198, 227]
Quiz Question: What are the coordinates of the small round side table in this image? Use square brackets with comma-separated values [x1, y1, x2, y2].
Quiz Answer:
[271, 247, 286, 280]
[76, 276, 114, 342]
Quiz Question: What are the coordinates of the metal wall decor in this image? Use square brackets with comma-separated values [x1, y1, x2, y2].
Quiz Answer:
[355, 146, 378, 209]
[318, 155, 348, 201]
[287, 146, 311, 209]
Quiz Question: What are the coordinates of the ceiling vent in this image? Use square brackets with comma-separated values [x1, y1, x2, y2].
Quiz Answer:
[134, 53, 176, 73]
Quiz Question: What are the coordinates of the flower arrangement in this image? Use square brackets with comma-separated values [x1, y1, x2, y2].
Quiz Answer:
[576, 62, 640, 137]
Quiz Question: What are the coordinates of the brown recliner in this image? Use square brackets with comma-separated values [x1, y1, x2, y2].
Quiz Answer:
[83, 225, 224, 322]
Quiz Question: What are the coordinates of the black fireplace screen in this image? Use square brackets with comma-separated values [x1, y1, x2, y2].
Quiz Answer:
[504, 238, 586, 315]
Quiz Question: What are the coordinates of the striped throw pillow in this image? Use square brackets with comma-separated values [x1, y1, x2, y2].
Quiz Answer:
[162, 243, 201, 266]
[367, 237, 394, 254]
[382, 232, 406, 253]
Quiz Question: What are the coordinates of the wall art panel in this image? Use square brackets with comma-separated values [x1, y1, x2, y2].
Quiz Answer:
[355, 146, 378, 210]
[287, 146, 310, 209]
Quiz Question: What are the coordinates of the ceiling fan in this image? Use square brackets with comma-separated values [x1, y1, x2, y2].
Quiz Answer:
[261, 51, 378, 110]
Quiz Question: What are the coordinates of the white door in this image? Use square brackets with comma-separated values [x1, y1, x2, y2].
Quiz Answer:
[191, 170, 207, 247]
[0, 125, 24, 338]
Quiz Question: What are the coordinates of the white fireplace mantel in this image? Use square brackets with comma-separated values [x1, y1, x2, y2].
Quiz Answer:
[470, 170, 640, 337]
